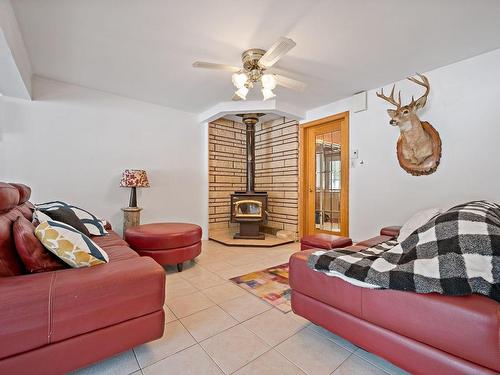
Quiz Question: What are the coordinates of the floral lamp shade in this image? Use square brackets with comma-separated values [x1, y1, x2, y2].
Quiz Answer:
[120, 169, 150, 188]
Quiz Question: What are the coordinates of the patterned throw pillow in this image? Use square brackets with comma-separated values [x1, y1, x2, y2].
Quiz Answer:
[36, 201, 107, 236]
[32, 209, 52, 225]
[35, 220, 109, 268]
[40, 206, 91, 237]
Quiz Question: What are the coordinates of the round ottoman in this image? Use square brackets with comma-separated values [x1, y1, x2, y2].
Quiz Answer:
[125, 223, 202, 272]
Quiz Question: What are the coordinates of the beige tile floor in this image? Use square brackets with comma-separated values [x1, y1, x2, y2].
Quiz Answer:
[74, 240, 409, 375]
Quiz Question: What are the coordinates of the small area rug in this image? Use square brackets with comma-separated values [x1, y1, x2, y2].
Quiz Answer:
[230, 263, 291, 312]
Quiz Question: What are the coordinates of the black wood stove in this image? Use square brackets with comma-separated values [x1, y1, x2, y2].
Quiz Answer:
[230, 113, 268, 239]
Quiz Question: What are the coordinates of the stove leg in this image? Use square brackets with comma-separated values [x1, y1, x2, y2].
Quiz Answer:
[177, 263, 183, 272]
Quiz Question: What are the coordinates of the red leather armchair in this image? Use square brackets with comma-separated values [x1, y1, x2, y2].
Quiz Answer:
[0, 182, 166, 374]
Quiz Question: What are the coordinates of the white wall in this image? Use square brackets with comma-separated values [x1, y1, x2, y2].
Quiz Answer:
[0, 77, 208, 237]
[0, 0, 32, 99]
[304, 48, 500, 241]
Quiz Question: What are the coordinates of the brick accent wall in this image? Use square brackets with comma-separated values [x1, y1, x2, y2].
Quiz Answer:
[208, 118, 246, 231]
[255, 117, 299, 237]
[208, 116, 299, 238]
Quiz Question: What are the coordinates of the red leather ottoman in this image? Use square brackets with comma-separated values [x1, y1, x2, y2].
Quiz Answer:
[125, 223, 202, 272]
[300, 233, 352, 251]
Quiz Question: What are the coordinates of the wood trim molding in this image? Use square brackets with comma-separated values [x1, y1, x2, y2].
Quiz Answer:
[300, 112, 350, 129]
[298, 125, 305, 238]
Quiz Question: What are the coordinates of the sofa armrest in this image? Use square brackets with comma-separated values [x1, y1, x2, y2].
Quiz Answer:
[380, 226, 402, 238]
[0, 256, 165, 359]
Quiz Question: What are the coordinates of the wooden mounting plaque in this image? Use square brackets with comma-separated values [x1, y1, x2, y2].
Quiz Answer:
[396, 121, 442, 176]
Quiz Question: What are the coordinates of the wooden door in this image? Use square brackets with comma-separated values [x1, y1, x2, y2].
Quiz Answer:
[300, 113, 349, 237]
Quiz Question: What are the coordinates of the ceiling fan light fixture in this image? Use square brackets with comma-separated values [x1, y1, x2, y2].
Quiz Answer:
[232, 73, 248, 88]
[193, 36, 305, 101]
[235, 86, 249, 100]
[261, 74, 277, 90]
[261, 88, 276, 101]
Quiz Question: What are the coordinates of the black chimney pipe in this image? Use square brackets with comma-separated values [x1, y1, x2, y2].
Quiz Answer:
[242, 114, 259, 193]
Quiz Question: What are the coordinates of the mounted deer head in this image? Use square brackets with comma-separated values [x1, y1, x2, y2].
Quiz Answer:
[377, 73, 429, 130]
[377, 73, 441, 175]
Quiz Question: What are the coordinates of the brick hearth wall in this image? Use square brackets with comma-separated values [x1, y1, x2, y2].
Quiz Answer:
[208, 118, 246, 231]
[208, 117, 299, 238]
[255, 117, 299, 237]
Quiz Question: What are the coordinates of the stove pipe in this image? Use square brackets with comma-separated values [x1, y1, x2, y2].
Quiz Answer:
[242, 114, 259, 193]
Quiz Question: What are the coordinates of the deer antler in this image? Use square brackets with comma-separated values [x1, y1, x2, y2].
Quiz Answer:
[376, 84, 401, 108]
[408, 73, 430, 106]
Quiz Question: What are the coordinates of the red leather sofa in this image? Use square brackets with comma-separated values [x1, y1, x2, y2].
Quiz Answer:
[290, 227, 500, 375]
[0, 182, 166, 375]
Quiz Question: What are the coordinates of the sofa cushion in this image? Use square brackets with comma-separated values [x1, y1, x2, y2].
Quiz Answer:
[35, 221, 109, 268]
[92, 231, 129, 249]
[0, 208, 26, 277]
[105, 246, 140, 262]
[41, 207, 91, 237]
[92, 230, 138, 262]
[9, 183, 31, 205]
[13, 216, 67, 273]
[17, 202, 34, 221]
[0, 183, 19, 213]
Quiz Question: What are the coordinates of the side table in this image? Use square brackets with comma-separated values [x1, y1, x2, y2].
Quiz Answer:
[122, 207, 142, 234]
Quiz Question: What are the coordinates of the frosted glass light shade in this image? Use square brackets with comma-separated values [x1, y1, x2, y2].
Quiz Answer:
[235, 86, 249, 100]
[232, 73, 248, 88]
[261, 74, 277, 90]
[261, 88, 276, 101]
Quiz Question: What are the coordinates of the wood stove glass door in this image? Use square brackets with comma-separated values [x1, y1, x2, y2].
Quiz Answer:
[302, 113, 349, 237]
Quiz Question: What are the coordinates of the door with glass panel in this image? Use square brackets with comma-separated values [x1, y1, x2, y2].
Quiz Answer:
[301, 113, 349, 236]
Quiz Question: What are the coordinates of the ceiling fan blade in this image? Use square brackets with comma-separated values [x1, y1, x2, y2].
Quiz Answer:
[192, 61, 241, 72]
[275, 74, 307, 91]
[258, 37, 296, 68]
[267, 66, 298, 76]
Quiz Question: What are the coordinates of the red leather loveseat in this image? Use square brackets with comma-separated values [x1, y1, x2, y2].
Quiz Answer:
[290, 227, 500, 375]
[0, 182, 166, 374]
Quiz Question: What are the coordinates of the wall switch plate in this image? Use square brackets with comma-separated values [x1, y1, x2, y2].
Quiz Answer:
[351, 149, 359, 159]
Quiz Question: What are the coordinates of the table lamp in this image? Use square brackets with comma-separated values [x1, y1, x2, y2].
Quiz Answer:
[120, 169, 150, 207]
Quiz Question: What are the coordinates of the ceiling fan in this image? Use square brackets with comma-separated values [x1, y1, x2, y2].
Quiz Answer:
[193, 37, 306, 101]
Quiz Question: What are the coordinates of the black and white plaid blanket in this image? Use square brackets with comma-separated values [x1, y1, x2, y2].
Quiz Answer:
[308, 201, 500, 302]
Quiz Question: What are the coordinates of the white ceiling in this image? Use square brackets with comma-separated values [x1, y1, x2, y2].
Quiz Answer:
[11, 0, 500, 114]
